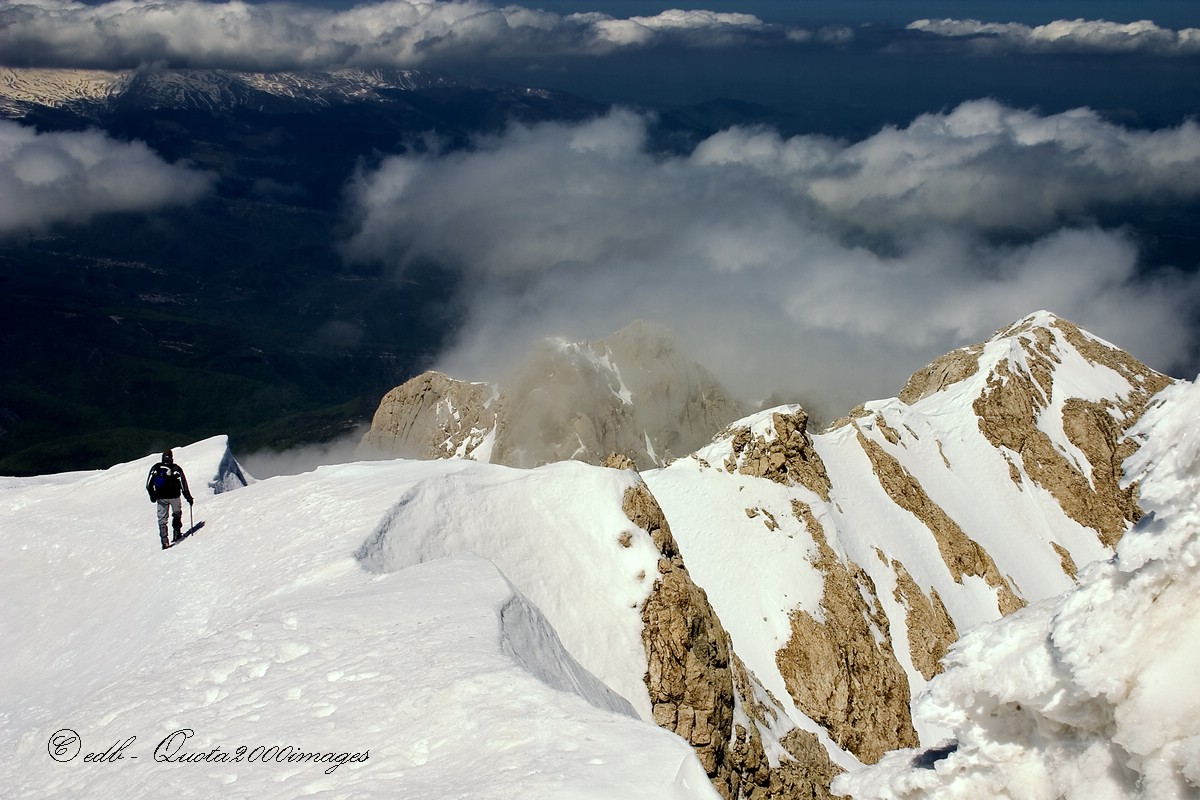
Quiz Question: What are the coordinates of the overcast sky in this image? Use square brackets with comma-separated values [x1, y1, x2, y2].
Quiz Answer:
[4, 0, 1199, 412]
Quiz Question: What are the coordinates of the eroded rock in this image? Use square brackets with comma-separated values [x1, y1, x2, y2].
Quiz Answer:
[776, 500, 919, 764]
[723, 410, 832, 501]
[626, 482, 737, 796]
[856, 431, 1024, 616]
[973, 316, 1170, 548]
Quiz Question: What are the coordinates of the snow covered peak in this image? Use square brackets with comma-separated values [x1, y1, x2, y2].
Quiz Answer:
[834, 373, 1200, 799]
[900, 311, 1161, 407]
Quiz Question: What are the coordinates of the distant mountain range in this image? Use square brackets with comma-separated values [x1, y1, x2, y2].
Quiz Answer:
[0, 66, 553, 117]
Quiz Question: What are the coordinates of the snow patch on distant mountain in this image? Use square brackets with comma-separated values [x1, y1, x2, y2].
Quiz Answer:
[0, 66, 449, 117]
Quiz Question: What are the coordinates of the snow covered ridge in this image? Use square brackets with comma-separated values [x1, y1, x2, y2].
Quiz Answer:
[644, 310, 1175, 792]
[1, 439, 726, 798]
[0, 66, 445, 116]
[832, 373, 1200, 799]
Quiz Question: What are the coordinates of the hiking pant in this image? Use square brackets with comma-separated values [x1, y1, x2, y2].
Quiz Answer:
[157, 497, 182, 545]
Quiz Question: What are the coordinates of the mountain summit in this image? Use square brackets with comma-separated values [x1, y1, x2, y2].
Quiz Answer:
[360, 321, 745, 469]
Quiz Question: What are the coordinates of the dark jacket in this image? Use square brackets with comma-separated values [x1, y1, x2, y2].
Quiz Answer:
[146, 461, 193, 503]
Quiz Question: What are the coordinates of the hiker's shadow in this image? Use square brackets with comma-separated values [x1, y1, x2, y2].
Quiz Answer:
[175, 520, 206, 544]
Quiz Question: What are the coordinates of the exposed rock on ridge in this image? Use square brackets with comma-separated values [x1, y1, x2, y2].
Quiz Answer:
[643, 310, 1175, 800]
[358, 371, 497, 461]
[972, 314, 1171, 547]
[621, 474, 841, 799]
[778, 500, 919, 764]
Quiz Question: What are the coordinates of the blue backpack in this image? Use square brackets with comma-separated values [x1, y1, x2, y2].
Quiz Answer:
[148, 463, 179, 500]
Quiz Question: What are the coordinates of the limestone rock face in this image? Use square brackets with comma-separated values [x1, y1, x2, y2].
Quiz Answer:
[358, 371, 497, 460]
[898, 344, 985, 405]
[622, 469, 849, 800]
[722, 408, 832, 500]
[361, 321, 744, 469]
[777, 500, 919, 765]
[972, 315, 1170, 547]
[624, 480, 738, 795]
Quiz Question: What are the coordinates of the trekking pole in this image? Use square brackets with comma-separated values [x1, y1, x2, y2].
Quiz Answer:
[190, 503, 194, 531]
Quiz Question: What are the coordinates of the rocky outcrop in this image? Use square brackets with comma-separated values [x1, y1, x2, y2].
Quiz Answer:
[623, 480, 738, 796]
[622, 474, 846, 800]
[729, 653, 844, 800]
[358, 371, 497, 460]
[361, 321, 743, 469]
[857, 430, 1025, 616]
[973, 315, 1171, 547]
[777, 500, 919, 765]
[890, 558, 957, 681]
[723, 409, 832, 500]
[898, 344, 986, 405]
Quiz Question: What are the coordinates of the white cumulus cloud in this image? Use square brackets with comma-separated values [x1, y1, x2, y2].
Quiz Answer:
[908, 17, 1200, 55]
[341, 104, 1200, 416]
[0, 0, 791, 71]
[0, 120, 213, 234]
[695, 100, 1200, 232]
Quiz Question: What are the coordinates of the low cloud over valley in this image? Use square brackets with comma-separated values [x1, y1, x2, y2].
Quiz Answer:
[343, 103, 1200, 414]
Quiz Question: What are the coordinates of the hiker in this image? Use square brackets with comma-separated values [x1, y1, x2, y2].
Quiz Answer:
[145, 449, 194, 549]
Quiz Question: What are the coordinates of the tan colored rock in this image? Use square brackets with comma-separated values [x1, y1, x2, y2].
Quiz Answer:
[973, 316, 1170, 548]
[625, 482, 737, 797]
[776, 500, 919, 765]
[724, 410, 833, 501]
[729, 654, 843, 800]
[857, 431, 1025, 616]
[602, 452, 638, 471]
[1051, 542, 1079, 579]
[892, 559, 958, 681]
[357, 371, 497, 460]
[898, 344, 986, 405]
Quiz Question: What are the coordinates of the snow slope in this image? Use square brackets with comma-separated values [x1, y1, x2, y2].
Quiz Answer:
[833, 372, 1200, 799]
[644, 311, 1171, 771]
[0, 437, 718, 799]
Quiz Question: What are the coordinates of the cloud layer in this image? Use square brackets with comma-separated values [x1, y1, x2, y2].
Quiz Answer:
[908, 18, 1200, 55]
[0, 120, 213, 234]
[343, 103, 1200, 415]
[0, 0, 794, 70]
